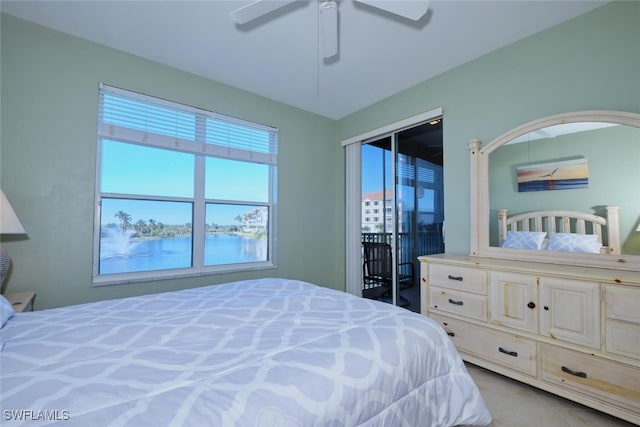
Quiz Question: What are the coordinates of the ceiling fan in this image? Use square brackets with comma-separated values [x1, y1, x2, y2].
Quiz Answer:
[230, 0, 430, 59]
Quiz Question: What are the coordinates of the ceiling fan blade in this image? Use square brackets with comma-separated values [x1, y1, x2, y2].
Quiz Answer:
[230, 0, 300, 25]
[354, 0, 430, 21]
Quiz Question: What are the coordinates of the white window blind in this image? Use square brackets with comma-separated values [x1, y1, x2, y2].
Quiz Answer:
[98, 84, 278, 165]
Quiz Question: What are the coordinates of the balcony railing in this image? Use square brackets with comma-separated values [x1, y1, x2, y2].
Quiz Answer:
[361, 228, 444, 293]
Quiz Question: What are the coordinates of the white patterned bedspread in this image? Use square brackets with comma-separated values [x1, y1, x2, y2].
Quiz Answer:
[1, 278, 491, 426]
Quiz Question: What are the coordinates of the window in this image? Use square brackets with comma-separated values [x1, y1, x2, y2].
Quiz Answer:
[94, 84, 277, 284]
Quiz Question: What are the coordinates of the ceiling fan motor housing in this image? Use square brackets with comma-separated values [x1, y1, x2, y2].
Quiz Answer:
[320, 1, 338, 58]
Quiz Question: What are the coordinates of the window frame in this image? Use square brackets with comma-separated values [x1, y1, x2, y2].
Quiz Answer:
[92, 84, 278, 286]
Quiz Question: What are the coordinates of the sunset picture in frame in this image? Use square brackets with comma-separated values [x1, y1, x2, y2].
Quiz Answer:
[517, 157, 589, 192]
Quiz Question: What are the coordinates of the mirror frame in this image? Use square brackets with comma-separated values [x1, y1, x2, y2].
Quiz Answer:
[469, 110, 640, 271]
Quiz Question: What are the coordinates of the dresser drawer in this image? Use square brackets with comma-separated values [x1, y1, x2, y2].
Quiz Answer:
[606, 285, 640, 323]
[606, 320, 640, 360]
[541, 344, 640, 413]
[429, 286, 488, 321]
[431, 314, 537, 376]
[428, 264, 487, 294]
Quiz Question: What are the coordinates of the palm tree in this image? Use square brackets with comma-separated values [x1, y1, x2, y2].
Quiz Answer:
[134, 219, 148, 236]
[147, 218, 157, 236]
[115, 211, 132, 232]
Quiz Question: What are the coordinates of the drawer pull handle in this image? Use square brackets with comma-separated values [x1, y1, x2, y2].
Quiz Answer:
[447, 332, 455, 337]
[448, 298, 464, 306]
[498, 347, 518, 357]
[448, 275, 463, 281]
[561, 366, 587, 378]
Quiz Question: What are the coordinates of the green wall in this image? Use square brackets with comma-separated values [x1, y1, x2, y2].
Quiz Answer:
[337, 1, 640, 255]
[0, 14, 344, 309]
[2, 1, 639, 309]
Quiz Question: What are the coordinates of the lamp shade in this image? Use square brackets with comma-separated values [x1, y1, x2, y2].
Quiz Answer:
[0, 190, 26, 234]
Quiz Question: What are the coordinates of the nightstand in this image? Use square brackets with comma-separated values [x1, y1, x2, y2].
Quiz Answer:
[4, 291, 36, 312]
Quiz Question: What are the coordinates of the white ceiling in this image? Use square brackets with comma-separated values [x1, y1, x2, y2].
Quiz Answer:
[1, 0, 609, 120]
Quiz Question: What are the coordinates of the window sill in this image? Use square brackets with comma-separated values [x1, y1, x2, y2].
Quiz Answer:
[92, 262, 276, 287]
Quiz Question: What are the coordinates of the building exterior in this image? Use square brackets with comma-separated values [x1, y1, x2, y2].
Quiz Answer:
[242, 207, 268, 234]
[361, 190, 394, 232]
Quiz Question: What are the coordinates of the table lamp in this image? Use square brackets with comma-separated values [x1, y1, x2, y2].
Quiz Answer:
[1, 190, 26, 289]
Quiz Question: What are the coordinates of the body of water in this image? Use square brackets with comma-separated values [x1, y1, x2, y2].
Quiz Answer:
[100, 234, 267, 275]
[518, 178, 588, 192]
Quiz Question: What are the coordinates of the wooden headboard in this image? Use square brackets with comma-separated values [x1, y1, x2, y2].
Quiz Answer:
[498, 206, 620, 254]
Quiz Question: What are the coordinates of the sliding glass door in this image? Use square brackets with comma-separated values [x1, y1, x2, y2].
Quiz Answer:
[360, 119, 444, 312]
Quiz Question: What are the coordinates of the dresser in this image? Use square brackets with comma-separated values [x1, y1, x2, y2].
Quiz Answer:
[419, 254, 640, 425]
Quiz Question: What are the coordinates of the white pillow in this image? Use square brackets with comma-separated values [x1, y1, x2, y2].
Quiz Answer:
[547, 233, 602, 253]
[1, 295, 15, 329]
[501, 231, 547, 250]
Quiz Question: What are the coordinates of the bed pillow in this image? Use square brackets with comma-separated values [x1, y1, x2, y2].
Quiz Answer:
[501, 231, 547, 250]
[547, 233, 602, 254]
[1, 295, 15, 329]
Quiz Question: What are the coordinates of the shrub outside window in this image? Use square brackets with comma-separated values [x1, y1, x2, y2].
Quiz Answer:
[94, 84, 277, 285]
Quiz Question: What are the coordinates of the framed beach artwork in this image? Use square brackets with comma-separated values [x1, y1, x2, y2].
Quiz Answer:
[517, 157, 589, 192]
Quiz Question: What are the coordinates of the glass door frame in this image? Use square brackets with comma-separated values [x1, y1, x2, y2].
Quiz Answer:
[361, 132, 401, 305]
[343, 107, 443, 300]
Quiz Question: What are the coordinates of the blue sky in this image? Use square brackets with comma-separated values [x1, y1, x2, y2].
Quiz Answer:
[101, 140, 268, 226]
[100, 141, 386, 228]
[362, 143, 391, 194]
[100, 140, 432, 228]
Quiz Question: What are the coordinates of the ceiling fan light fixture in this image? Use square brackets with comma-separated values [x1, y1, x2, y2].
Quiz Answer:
[319, 1, 338, 58]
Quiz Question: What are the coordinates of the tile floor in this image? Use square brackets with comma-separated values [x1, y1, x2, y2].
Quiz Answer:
[464, 363, 638, 427]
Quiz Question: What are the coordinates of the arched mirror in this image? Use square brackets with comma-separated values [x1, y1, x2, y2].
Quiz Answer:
[470, 110, 640, 271]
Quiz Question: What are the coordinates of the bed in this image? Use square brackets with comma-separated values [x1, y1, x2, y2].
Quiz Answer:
[0, 278, 491, 426]
[498, 206, 620, 254]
